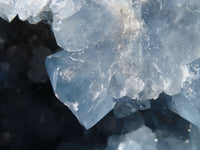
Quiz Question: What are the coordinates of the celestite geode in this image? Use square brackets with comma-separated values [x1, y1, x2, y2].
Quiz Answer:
[0, 0, 200, 149]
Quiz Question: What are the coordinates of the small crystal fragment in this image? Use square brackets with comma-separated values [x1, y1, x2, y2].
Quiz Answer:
[114, 97, 150, 118]
[105, 125, 157, 150]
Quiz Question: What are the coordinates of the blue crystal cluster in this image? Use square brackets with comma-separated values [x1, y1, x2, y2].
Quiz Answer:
[46, 0, 200, 130]
[1, 0, 200, 149]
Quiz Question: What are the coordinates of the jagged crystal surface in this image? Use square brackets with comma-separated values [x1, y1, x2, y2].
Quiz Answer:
[113, 97, 150, 118]
[1, 0, 200, 131]
[106, 125, 157, 150]
[105, 110, 193, 150]
[0, 0, 16, 22]
[0, 0, 50, 23]
[168, 58, 200, 128]
[46, 0, 200, 128]
[45, 49, 115, 129]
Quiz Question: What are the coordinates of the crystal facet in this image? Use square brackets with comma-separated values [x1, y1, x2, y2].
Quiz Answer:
[45, 50, 115, 129]
[168, 59, 200, 128]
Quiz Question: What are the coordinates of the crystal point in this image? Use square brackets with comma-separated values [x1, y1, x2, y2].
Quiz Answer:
[45, 50, 115, 129]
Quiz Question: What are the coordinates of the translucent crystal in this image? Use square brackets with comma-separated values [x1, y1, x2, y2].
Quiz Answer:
[51, 1, 120, 52]
[114, 97, 150, 118]
[46, 0, 200, 128]
[1, 0, 199, 101]
[15, 0, 50, 21]
[50, 0, 85, 21]
[0, 0, 50, 23]
[105, 125, 157, 150]
[168, 59, 200, 127]
[0, 0, 16, 22]
[189, 125, 200, 150]
[45, 49, 116, 129]
[157, 137, 189, 150]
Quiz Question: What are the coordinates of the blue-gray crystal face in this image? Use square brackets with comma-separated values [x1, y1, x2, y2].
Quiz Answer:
[189, 125, 200, 150]
[45, 49, 116, 129]
[52, 1, 119, 52]
[168, 59, 200, 128]
[105, 125, 157, 150]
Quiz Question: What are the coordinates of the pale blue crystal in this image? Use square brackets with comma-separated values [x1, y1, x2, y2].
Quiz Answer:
[189, 125, 200, 150]
[105, 125, 157, 150]
[0, 0, 16, 22]
[45, 0, 200, 129]
[114, 97, 150, 118]
[168, 59, 200, 127]
[51, 1, 119, 52]
[157, 137, 189, 150]
[45, 48, 116, 129]
[0, 0, 50, 23]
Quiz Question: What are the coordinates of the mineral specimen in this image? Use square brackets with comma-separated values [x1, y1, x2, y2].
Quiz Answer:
[46, 0, 200, 129]
[0, 0, 200, 133]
